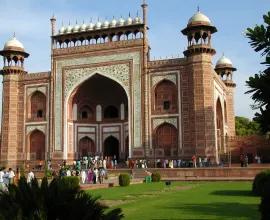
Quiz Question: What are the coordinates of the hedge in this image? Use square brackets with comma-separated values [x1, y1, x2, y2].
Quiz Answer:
[61, 176, 80, 190]
[118, 173, 130, 187]
[151, 172, 161, 182]
[253, 170, 270, 196]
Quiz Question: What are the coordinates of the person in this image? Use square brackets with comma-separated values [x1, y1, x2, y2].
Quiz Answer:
[0, 168, 7, 192]
[192, 156, 197, 168]
[240, 154, 244, 167]
[93, 168, 98, 184]
[48, 160, 51, 170]
[27, 168, 35, 184]
[8, 168, 15, 185]
[169, 160, 173, 168]
[3, 168, 9, 187]
[244, 156, 249, 167]
[177, 159, 181, 168]
[38, 160, 43, 170]
[66, 169, 71, 176]
[99, 168, 105, 184]
[198, 157, 202, 168]
[130, 169, 135, 179]
[81, 170, 86, 184]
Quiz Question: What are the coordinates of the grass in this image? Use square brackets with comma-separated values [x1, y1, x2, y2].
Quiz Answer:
[88, 181, 260, 220]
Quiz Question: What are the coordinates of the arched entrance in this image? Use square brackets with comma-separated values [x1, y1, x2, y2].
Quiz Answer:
[155, 123, 178, 157]
[67, 73, 129, 161]
[30, 130, 45, 160]
[125, 136, 129, 159]
[104, 136, 119, 160]
[216, 98, 224, 154]
[78, 137, 95, 158]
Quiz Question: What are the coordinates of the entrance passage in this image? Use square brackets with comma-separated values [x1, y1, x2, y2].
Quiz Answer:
[30, 130, 45, 160]
[104, 136, 119, 160]
[78, 137, 95, 158]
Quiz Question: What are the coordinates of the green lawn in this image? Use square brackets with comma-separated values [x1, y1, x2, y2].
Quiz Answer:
[87, 181, 260, 220]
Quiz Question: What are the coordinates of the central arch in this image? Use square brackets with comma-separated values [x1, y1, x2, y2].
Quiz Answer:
[66, 73, 129, 160]
[104, 136, 119, 161]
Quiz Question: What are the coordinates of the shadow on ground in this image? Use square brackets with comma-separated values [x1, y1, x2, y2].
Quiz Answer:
[210, 190, 253, 197]
[154, 203, 258, 220]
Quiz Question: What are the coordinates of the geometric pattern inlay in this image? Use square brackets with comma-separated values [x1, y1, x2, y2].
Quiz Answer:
[27, 87, 46, 96]
[152, 75, 176, 86]
[153, 118, 178, 130]
[103, 133, 120, 141]
[78, 133, 95, 142]
[26, 125, 46, 135]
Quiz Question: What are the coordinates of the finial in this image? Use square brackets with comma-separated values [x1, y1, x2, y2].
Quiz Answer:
[98, 16, 100, 21]
[76, 20, 77, 24]
[143, 0, 146, 4]
[222, 52, 225, 56]
[137, 11, 139, 16]
[62, 21, 64, 26]
[90, 17, 92, 22]
[129, 12, 131, 17]
[13, 32, 16, 38]
[113, 15, 115, 19]
[69, 21, 70, 25]
[52, 13, 54, 18]
[197, 5, 200, 12]
[154, 56, 155, 60]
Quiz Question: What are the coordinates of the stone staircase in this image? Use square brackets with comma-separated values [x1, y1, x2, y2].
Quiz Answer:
[134, 168, 149, 179]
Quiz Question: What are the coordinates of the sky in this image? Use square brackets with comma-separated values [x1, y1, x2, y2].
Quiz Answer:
[0, 0, 269, 120]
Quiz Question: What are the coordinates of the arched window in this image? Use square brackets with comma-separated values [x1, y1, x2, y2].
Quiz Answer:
[104, 105, 119, 119]
[224, 100, 228, 125]
[78, 105, 93, 120]
[30, 92, 46, 120]
[154, 80, 177, 114]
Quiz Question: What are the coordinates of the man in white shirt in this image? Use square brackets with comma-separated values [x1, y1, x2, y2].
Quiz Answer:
[0, 168, 7, 191]
[27, 168, 35, 184]
[8, 168, 15, 185]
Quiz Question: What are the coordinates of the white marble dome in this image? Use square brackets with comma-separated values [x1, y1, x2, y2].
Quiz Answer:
[133, 13, 142, 24]
[80, 22, 87, 31]
[4, 36, 24, 50]
[216, 56, 233, 67]
[66, 23, 73, 33]
[58, 24, 66, 35]
[110, 16, 117, 28]
[95, 19, 102, 29]
[188, 11, 210, 25]
[117, 16, 125, 26]
[73, 22, 79, 33]
[86, 20, 94, 31]
[102, 18, 109, 29]
[125, 14, 133, 25]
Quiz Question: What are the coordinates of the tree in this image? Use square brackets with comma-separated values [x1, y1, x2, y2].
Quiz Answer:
[235, 116, 262, 136]
[245, 11, 270, 133]
[0, 177, 124, 220]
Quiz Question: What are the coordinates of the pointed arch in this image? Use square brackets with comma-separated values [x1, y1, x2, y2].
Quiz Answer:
[154, 123, 178, 157]
[224, 100, 228, 125]
[154, 80, 177, 114]
[29, 91, 46, 120]
[29, 130, 46, 160]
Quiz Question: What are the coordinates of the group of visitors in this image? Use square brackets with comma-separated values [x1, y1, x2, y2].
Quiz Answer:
[0, 167, 16, 191]
[240, 154, 249, 167]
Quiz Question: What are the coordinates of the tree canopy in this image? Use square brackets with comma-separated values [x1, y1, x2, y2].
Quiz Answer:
[235, 116, 262, 136]
[245, 11, 270, 133]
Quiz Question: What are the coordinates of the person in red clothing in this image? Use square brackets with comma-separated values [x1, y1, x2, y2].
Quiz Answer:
[192, 156, 197, 168]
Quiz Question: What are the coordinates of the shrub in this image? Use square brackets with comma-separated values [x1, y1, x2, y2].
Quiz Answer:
[61, 176, 80, 190]
[118, 173, 130, 187]
[151, 172, 161, 182]
[253, 170, 270, 196]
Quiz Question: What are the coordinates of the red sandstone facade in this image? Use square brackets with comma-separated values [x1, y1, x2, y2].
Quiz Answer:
[0, 5, 238, 167]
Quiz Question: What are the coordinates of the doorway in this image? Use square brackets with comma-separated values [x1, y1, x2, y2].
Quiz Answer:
[104, 136, 119, 160]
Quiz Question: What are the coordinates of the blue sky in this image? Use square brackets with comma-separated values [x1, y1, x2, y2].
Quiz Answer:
[0, 0, 269, 120]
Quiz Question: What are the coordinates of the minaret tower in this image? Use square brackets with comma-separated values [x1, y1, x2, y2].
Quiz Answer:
[181, 8, 218, 160]
[215, 55, 237, 136]
[0, 34, 29, 166]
